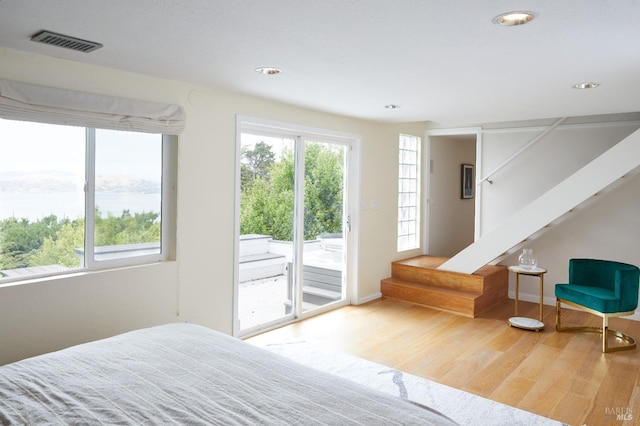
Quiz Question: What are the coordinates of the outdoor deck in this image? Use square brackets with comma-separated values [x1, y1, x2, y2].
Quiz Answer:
[238, 234, 343, 330]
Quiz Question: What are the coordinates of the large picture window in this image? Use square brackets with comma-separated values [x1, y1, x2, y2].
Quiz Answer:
[0, 118, 170, 282]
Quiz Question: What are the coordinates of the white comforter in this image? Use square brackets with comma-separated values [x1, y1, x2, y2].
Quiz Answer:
[0, 323, 457, 425]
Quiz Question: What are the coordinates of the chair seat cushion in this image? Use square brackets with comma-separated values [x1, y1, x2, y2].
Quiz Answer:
[555, 283, 621, 313]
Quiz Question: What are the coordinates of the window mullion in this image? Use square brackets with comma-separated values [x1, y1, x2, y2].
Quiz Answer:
[85, 128, 96, 268]
[161, 135, 171, 259]
[292, 135, 305, 319]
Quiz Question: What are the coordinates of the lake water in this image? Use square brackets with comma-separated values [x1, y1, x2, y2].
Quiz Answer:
[0, 192, 161, 222]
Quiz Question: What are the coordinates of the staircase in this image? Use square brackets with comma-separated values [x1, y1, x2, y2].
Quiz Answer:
[439, 128, 640, 274]
[380, 255, 508, 317]
[382, 128, 640, 315]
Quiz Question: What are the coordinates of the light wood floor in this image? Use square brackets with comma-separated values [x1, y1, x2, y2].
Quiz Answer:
[247, 297, 640, 426]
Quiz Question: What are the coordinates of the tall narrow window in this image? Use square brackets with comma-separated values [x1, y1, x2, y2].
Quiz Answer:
[397, 134, 421, 251]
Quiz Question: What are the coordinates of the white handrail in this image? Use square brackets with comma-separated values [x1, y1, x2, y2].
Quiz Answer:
[479, 117, 567, 185]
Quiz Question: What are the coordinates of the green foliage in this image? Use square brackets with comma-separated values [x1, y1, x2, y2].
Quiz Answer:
[303, 143, 344, 239]
[241, 141, 276, 192]
[240, 177, 294, 240]
[30, 221, 84, 268]
[1, 139, 343, 273]
[240, 141, 343, 241]
[0, 209, 160, 272]
[0, 215, 64, 269]
[95, 209, 160, 246]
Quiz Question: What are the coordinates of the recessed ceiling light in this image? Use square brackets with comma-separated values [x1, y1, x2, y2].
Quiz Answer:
[255, 67, 282, 75]
[573, 82, 600, 89]
[385, 104, 401, 109]
[492, 11, 537, 26]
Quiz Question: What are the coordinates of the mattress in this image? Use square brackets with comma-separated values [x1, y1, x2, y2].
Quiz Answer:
[0, 323, 457, 425]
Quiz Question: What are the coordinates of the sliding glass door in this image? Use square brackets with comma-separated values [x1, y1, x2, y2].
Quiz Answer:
[298, 139, 347, 314]
[236, 123, 351, 336]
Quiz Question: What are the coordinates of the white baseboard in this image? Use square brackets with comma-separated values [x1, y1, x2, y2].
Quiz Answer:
[355, 292, 382, 305]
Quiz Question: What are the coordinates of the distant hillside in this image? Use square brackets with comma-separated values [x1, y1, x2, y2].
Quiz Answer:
[95, 175, 160, 193]
[0, 172, 160, 194]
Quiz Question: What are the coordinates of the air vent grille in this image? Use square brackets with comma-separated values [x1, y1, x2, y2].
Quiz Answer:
[31, 30, 103, 53]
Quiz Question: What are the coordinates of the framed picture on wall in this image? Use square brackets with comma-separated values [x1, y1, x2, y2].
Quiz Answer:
[461, 164, 474, 199]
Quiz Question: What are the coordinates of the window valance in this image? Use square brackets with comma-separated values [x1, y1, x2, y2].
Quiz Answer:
[0, 79, 185, 135]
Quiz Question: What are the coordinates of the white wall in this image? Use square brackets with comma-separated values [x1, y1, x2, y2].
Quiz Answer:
[479, 121, 638, 235]
[510, 171, 640, 311]
[0, 263, 178, 363]
[0, 47, 424, 364]
[428, 135, 476, 256]
[477, 119, 640, 311]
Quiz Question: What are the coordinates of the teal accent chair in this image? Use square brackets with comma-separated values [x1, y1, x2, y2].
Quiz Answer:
[555, 258, 640, 353]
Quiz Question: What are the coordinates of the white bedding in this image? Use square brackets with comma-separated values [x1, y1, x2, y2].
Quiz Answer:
[0, 323, 457, 425]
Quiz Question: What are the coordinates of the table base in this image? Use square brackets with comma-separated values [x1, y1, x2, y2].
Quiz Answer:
[508, 316, 544, 331]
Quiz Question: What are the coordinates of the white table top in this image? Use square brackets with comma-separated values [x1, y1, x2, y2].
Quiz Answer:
[508, 265, 547, 274]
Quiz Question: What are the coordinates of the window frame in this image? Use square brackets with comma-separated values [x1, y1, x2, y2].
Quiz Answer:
[397, 133, 421, 252]
[0, 120, 175, 284]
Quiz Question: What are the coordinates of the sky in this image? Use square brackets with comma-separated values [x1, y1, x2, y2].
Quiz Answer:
[0, 118, 162, 220]
[0, 118, 161, 181]
[0, 118, 84, 176]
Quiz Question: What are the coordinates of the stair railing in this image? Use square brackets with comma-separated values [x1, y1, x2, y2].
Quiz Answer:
[479, 117, 567, 185]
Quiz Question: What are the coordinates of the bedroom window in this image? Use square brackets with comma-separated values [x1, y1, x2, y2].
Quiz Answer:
[397, 134, 421, 251]
[0, 118, 172, 282]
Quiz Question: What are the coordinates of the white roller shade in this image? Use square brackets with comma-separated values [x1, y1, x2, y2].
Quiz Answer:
[0, 79, 185, 135]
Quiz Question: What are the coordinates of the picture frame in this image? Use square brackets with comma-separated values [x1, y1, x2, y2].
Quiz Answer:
[461, 164, 474, 199]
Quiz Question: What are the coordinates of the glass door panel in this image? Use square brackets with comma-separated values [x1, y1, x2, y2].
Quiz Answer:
[300, 140, 347, 313]
[238, 133, 296, 332]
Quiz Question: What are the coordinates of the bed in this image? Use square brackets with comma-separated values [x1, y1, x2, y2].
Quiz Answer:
[0, 323, 457, 425]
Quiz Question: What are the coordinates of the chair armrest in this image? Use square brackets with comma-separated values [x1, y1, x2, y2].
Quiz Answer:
[615, 268, 640, 312]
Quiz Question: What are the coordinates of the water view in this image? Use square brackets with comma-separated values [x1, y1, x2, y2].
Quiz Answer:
[0, 192, 161, 221]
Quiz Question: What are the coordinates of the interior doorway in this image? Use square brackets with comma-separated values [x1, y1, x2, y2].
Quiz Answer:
[424, 131, 479, 257]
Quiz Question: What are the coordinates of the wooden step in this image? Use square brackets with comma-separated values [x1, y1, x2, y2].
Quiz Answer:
[381, 255, 508, 317]
[381, 278, 479, 317]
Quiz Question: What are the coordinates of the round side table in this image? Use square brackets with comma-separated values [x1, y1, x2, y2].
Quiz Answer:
[507, 265, 547, 331]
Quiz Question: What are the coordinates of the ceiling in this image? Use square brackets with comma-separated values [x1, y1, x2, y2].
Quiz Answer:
[0, 0, 639, 126]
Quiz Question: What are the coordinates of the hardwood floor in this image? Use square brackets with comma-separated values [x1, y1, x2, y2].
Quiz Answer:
[247, 297, 640, 426]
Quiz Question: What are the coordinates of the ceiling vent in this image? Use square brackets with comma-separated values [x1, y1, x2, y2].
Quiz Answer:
[31, 30, 103, 53]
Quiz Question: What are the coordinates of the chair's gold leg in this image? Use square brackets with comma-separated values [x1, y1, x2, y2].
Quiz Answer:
[604, 329, 636, 353]
[603, 316, 608, 353]
[555, 298, 636, 353]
